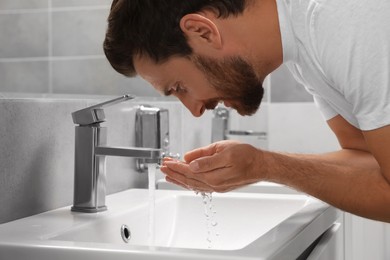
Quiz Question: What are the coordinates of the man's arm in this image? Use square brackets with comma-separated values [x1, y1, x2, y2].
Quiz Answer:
[260, 115, 390, 221]
[162, 115, 390, 222]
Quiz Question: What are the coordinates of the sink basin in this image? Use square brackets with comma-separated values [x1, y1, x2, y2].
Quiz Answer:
[157, 179, 301, 194]
[50, 191, 305, 250]
[0, 189, 339, 260]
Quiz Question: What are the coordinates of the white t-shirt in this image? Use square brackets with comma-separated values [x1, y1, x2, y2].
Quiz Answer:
[275, 0, 390, 131]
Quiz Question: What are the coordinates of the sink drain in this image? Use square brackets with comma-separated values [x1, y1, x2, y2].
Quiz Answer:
[121, 224, 131, 243]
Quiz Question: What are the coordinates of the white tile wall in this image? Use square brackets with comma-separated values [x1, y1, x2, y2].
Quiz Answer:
[180, 108, 213, 154]
[344, 213, 390, 260]
[0, 1, 160, 97]
[229, 103, 268, 133]
[268, 102, 340, 153]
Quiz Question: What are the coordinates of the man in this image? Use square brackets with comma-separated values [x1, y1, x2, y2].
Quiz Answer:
[103, 0, 390, 222]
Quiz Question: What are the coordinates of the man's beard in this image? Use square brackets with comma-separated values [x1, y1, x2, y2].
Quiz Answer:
[191, 55, 264, 116]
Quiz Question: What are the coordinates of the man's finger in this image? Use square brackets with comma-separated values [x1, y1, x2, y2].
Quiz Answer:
[163, 160, 195, 176]
[184, 143, 218, 163]
[189, 153, 229, 173]
[162, 166, 213, 192]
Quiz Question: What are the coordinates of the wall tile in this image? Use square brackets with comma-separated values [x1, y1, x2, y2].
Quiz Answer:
[0, 61, 49, 93]
[0, 99, 82, 223]
[229, 103, 268, 133]
[0, 13, 48, 58]
[51, 58, 159, 96]
[51, 8, 109, 56]
[268, 103, 340, 153]
[0, 0, 48, 10]
[181, 108, 213, 154]
[270, 64, 313, 102]
[51, 0, 112, 8]
[261, 74, 270, 102]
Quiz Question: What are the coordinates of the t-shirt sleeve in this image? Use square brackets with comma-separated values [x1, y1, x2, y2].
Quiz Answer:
[314, 0, 390, 130]
[313, 95, 338, 121]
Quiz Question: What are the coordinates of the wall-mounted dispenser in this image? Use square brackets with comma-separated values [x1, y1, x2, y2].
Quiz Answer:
[211, 106, 229, 142]
[135, 105, 170, 172]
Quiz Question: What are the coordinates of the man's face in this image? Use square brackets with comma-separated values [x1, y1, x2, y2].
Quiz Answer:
[134, 54, 264, 117]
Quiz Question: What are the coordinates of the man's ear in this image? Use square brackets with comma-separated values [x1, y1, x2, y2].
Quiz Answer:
[179, 13, 222, 50]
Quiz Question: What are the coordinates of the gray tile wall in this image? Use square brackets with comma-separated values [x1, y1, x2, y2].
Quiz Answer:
[269, 64, 313, 102]
[0, 0, 157, 96]
[0, 0, 48, 10]
[0, 1, 312, 102]
[0, 12, 48, 58]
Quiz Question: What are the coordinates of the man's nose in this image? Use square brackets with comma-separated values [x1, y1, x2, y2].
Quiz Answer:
[181, 98, 205, 117]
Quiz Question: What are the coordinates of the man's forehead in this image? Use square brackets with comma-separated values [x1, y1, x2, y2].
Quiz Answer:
[134, 55, 196, 88]
[134, 55, 194, 74]
[133, 55, 159, 78]
[134, 56, 167, 88]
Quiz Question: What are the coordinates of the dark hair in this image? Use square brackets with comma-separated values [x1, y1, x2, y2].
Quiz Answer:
[103, 0, 249, 76]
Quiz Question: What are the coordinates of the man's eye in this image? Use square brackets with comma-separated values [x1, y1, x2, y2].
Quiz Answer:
[172, 84, 186, 93]
[164, 83, 186, 96]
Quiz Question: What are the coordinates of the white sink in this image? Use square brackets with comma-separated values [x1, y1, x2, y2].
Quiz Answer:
[0, 189, 339, 260]
[157, 179, 301, 194]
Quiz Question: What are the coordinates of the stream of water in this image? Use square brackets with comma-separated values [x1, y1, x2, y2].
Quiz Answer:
[147, 163, 219, 249]
[147, 163, 156, 246]
[200, 192, 219, 248]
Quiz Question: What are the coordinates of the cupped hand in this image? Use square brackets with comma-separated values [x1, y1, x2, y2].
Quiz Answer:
[160, 140, 267, 192]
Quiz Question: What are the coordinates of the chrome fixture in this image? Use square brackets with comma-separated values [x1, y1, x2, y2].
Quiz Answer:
[120, 224, 131, 243]
[71, 95, 163, 213]
[211, 106, 268, 148]
[211, 106, 229, 142]
[135, 105, 169, 172]
[135, 105, 180, 171]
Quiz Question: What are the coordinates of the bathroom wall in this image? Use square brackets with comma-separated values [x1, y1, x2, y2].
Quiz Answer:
[0, 0, 156, 96]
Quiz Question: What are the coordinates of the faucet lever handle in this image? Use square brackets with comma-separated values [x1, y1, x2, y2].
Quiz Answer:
[72, 94, 135, 125]
[161, 152, 181, 161]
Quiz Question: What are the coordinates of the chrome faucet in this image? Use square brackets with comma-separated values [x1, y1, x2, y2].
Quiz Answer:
[71, 95, 164, 213]
[211, 106, 229, 142]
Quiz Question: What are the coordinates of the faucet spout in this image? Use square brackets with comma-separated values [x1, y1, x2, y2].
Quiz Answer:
[95, 146, 162, 159]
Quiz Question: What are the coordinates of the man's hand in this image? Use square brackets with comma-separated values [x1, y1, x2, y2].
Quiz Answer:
[160, 140, 266, 192]
[161, 116, 390, 222]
